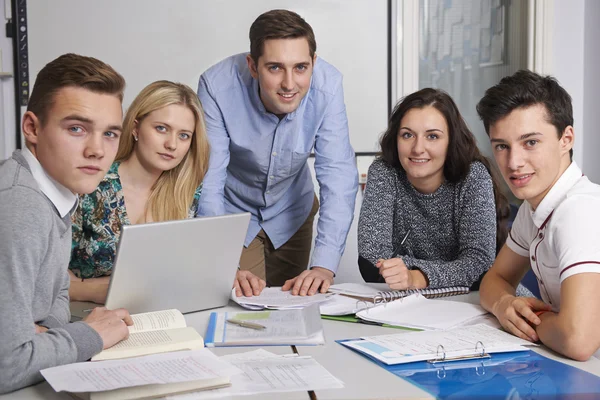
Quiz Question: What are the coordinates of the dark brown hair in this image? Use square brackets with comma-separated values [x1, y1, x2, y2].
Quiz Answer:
[476, 69, 573, 158]
[249, 10, 316, 63]
[27, 53, 125, 125]
[380, 88, 510, 253]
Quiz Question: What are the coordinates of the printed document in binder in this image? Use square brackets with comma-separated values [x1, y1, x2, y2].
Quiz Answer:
[339, 324, 536, 366]
[204, 304, 325, 347]
[354, 293, 487, 330]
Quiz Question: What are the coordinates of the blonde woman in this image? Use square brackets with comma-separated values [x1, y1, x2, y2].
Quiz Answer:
[68, 80, 210, 303]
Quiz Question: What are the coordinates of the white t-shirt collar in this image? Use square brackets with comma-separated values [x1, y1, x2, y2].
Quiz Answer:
[22, 147, 77, 218]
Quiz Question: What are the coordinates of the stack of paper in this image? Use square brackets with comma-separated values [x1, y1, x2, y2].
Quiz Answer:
[41, 349, 237, 400]
[167, 349, 344, 399]
[232, 287, 334, 310]
[205, 304, 325, 347]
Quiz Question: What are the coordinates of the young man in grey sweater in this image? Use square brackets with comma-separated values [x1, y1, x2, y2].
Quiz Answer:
[0, 53, 133, 393]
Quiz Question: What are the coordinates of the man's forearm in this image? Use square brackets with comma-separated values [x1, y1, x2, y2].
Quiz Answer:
[536, 312, 596, 361]
[479, 271, 517, 315]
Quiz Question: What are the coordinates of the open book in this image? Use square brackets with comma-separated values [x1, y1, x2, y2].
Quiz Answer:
[92, 309, 204, 361]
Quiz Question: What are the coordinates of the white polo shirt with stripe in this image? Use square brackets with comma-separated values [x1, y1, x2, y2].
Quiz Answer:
[506, 161, 600, 312]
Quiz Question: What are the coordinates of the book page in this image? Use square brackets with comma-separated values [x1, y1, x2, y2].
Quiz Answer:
[41, 349, 236, 393]
[128, 309, 187, 333]
[92, 327, 204, 361]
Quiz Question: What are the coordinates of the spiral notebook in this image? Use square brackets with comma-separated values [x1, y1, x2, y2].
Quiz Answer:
[328, 283, 470, 302]
[354, 294, 488, 330]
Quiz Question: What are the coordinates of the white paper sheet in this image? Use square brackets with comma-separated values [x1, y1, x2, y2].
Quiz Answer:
[356, 294, 487, 330]
[167, 350, 344, 399]
[319, 294, 371, 316]
[41, 349, 237, 393]
[232, 287, 333, 309]
[327, 283, 388, 298]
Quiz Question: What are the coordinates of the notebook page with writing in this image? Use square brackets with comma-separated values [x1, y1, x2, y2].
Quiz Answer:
[356, 294, 487, 330]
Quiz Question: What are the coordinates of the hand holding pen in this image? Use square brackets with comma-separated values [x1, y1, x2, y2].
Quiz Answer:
[376, 230, 426, 290]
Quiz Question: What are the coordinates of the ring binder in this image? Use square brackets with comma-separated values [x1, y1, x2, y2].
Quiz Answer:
[427, 341, 491, 364]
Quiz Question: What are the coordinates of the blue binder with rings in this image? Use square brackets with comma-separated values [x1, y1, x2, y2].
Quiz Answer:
[338, 338, 600, 399]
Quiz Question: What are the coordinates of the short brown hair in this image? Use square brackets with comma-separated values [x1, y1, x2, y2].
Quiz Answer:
[27, 53, 125, 125]
[249, 10, 316, 63]
[476, 69, 573, 159]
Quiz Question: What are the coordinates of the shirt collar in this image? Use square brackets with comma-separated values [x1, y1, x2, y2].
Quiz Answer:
[530, 161, 582, 228]
[104, 161, 121, 180]
[22, 147, 78, 218]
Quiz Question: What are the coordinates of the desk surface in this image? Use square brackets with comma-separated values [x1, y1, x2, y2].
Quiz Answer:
[4, 295, 600, 400]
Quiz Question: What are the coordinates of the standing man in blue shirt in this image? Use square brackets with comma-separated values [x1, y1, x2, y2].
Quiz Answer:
[198, 9, 358, 297]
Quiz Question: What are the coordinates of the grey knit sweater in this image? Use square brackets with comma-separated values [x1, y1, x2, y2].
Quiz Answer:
[0, 151, 103, 394]
[358, 158, 497, 288]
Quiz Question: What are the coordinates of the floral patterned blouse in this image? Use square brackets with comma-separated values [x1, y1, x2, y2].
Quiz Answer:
[69, 161, 201, 279]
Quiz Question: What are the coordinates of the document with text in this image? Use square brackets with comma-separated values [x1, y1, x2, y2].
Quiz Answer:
[167, 349, 344, 399]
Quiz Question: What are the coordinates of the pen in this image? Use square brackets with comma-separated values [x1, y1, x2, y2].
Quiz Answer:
[226, 319, 266, 330]
[392, 229, 411, 258]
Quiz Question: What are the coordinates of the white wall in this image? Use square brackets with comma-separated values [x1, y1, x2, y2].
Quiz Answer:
[552, 0, 600, 182]
[582, 0, 600, 182]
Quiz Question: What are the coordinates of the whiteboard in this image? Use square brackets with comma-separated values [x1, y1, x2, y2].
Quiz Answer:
[26, 0, 389, 153]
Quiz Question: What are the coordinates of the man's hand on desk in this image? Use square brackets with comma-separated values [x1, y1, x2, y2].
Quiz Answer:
[84, 307, 133, 349]
[282, 267, 334, 296]
[492, 294, 552, 343]
[234, 270, 266, 297]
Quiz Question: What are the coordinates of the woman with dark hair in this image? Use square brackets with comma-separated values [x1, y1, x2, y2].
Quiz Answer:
[358, 88, 509, 290]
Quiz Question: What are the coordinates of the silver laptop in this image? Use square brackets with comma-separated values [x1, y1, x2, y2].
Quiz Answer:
[101, 213, 250, 315]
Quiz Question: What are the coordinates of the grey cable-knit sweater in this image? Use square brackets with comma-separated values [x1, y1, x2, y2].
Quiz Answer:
[0, 151, 103, 393]
[358, 158, 497, 288]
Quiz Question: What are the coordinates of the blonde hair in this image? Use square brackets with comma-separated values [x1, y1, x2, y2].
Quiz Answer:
[116, 80, 209, 222]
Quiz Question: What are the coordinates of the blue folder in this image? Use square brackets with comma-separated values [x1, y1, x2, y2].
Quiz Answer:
[338, 338, 600, 399]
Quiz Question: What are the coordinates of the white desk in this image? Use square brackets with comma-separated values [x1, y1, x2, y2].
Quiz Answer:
[0, 302, 308, 400]
[296, 293, 600, 399]
[5, 296, 600, 399]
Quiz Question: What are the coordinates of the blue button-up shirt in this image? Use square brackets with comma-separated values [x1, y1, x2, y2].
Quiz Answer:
[197, 53, 358, 273]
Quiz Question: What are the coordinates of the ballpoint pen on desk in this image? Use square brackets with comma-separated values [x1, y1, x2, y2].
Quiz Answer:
[226, 318, 266, 330]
